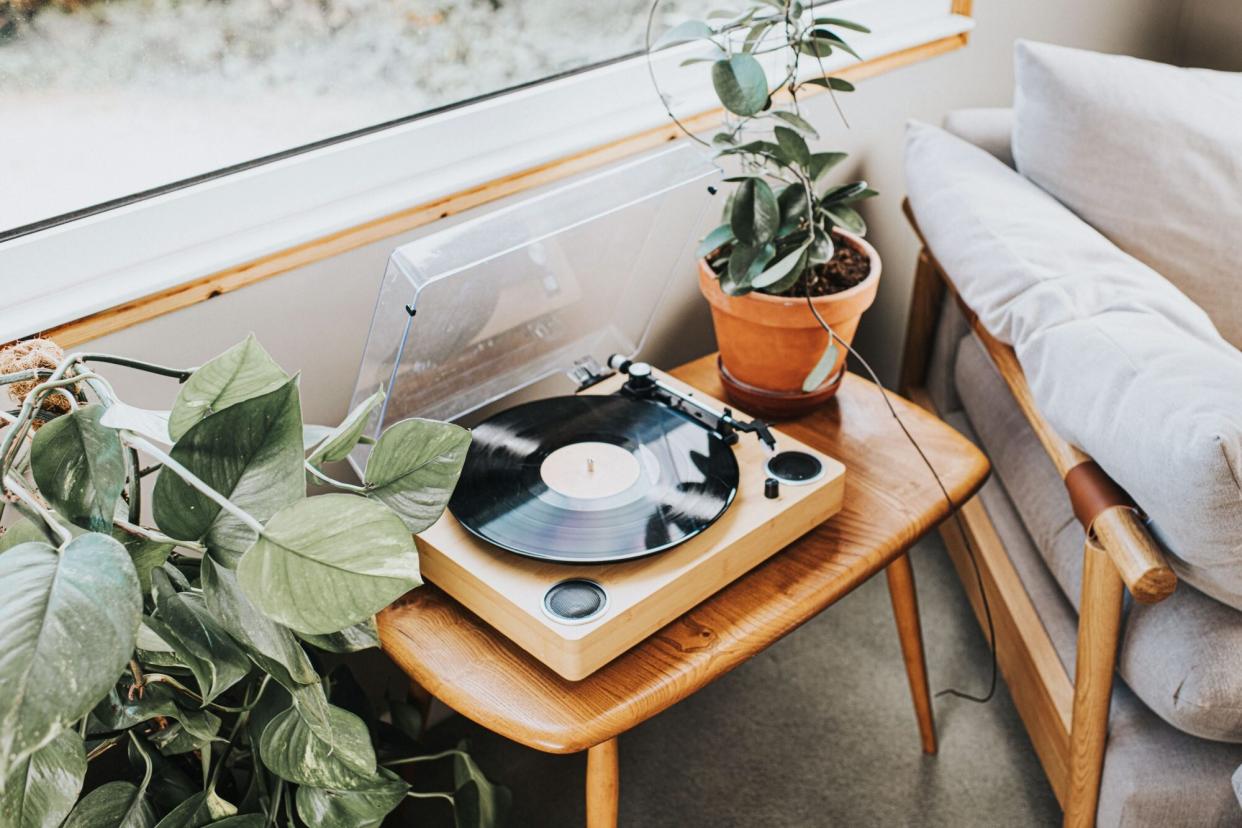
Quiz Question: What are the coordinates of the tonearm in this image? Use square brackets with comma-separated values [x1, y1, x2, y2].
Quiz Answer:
[606, 355, 776, 451]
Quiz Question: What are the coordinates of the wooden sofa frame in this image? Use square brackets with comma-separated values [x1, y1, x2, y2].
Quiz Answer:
[898, 200, 1177, 827]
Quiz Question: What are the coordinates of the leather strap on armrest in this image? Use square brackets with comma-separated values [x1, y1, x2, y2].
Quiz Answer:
[1064, 461, 1134, 532]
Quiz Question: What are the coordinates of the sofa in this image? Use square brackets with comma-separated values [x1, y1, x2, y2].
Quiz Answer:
[902, 41, 1242, 826]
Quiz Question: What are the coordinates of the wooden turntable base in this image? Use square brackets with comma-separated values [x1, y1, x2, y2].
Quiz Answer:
[414, 368, 845, 680]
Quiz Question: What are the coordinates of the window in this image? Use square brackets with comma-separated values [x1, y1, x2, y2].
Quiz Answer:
[0, 0, 694, 236]
[0, 0, 972, 344]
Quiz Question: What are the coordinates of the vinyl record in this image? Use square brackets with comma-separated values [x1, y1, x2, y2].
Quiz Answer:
[449, 394, 739, 563]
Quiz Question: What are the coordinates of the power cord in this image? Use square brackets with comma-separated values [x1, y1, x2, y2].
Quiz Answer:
[803, 293, 997, 704]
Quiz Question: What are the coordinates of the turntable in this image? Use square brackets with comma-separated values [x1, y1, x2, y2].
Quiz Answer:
[350, 145, 845, 680]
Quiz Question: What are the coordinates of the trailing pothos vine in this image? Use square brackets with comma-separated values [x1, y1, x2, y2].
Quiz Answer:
[648, 0, 878, 297]
[0, 336, 508, 827]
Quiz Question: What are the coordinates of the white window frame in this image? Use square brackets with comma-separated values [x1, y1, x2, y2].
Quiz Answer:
[0, 0, 972, 344]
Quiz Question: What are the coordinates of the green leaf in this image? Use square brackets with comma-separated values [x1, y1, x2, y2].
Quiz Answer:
[729, 177, 780, 247]
[453, 743, 511, 828]
[752, 243, 811, 291]
[803, 342, 841, 392]
[829, 186, 878, 206]
[725, 243, 775, 293]
[206, 817, 265, 827]
[803, 76, 855, 93]
[0, 534, 141, 778]
[294, 768, 409, 828]
[823, 205, 867, 235]
[773, 126, 811, 168]
[100, 402, 172, 445]
[770, 110, 819, 138]
[808, 230, 836, 266]
[63, 780, 155, 828]
[92, 684, 221, 752]
[146, 591, 251, 704]
[113, 530, 174, 596]
[303, 424, 334, 452]
[168, 335, 288, 441]
[820, 180, 869, 203]
[363, 418, 472, 533]
[696, 224, 735, 259]
[200, 556, 321, 691]
[238, 494, 421, 635]
[796, 36, 835, 58]
[652, 19, 714, 50]
[777, 184, 811, 235]
[711, 54, 769, 116]
[0, 730, 85, 828]
[153, 789, 236, 828]
[298, 618, 380, 653]
[0, 518, 50, 553]
[809, 28, 861, 60]
[30, 404, 126, 531]
[742, 20, 775, 52]
[308, 389, 383, 468]
[259, 704, 377, 790]
[812, 16, 871, 33]
[153, 379, 304, 566]
[809, 152, 848, 185]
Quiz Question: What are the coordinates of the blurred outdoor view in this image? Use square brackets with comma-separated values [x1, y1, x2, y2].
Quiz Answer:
[0, 0, 689, 234]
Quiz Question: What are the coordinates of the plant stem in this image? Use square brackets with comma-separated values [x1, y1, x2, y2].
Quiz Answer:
[383, 748, 469, 767]
[129, 659, 147, 698]
[3, 476, 73, 546]
[123, 433, 266, 536]
[76, 353, 198, 382]
[304, 461, 367, 493]
[127, 448, 142, 524]
[114, 517, 206, 553]
[406, 791, 456, 805]
[86, 736, 122, 762]
[0, 369, 53, 386]
[267, 780, 284, 828]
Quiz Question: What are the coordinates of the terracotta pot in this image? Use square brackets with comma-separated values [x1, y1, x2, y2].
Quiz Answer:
[698, 230, 880, 419]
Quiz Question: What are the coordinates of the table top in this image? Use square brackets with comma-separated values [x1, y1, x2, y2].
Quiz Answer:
[378, 354, 989, 754]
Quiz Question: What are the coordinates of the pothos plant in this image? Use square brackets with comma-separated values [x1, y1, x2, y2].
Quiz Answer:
[650, 0, 878, 297]
[0, 336, 509, 828]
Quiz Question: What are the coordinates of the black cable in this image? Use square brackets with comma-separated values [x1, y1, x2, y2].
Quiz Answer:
[803, 292, 997, 704]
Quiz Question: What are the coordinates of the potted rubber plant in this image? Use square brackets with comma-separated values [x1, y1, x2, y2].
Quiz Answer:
[0, 336, 508, 827]
[650, 2, 879, 417]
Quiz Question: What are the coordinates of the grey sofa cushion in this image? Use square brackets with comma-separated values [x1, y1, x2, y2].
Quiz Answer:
[955, 332, 1242, 744]
[906, 120, 1242, 612]
[1013, 40, 1242, 350]
[943, 107, 1014, 168]
[946, 406, 1242, 825]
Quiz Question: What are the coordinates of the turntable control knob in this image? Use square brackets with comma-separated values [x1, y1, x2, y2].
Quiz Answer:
[764, 477, 780, 499]
[629, 362, 652, 379]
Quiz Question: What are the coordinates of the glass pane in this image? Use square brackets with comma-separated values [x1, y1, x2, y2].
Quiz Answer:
[0, 0, 691, 234]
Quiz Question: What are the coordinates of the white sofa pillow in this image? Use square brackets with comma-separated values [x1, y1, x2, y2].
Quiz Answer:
[1013, 40, 1242, 349]
[906, 121, 1242, 611]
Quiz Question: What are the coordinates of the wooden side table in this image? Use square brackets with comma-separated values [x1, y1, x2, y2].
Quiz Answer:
[379, 354, 989, 827]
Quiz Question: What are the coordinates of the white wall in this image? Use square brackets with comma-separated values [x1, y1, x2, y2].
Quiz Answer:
[81, 0, 1188, 424]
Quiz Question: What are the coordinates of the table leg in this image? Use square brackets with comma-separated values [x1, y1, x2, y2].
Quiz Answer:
[886, 552, 937, 754]
[585, 738, 619, 828]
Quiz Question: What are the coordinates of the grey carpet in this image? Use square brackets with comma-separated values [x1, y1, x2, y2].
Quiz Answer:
[409, 534, 1061, 826]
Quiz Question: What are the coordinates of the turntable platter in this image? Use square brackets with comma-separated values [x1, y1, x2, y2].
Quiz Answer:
[448, 395, 739, 563]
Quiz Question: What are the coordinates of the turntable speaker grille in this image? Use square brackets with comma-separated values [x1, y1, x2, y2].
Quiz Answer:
[543, 579, 608, 624]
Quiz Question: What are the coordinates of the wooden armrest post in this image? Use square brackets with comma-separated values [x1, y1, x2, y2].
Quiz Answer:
[1064, 539, 1125, 828]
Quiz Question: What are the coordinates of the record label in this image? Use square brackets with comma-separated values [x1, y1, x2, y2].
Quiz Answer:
[539, 441, 643, 500]
[449, 394, 739, 563]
